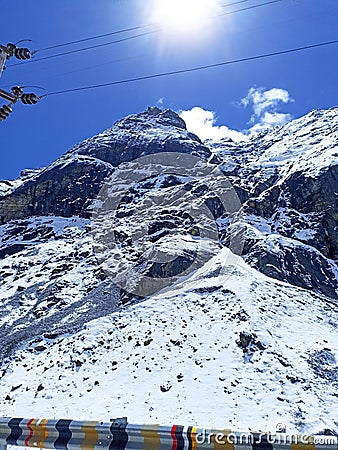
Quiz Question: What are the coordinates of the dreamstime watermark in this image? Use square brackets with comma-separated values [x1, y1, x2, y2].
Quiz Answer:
[91, 152, 245, 297]
[193, 429, 338, 446]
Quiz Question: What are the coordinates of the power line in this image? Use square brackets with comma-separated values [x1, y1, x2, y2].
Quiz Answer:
[39, 25, 155, 52]
[219, 0, 284, 17]
[8, 31, 157, 67]
[14, 0, 298, 89]
[10, 54, 145, 89]
[7, 0, 286, 68]
[222, 0, 257, 6]
[45, 39, 338, 97]
[24, 0, 256, 53]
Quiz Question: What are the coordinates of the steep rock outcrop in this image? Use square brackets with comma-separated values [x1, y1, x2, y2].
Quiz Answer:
[0, 106, 337, 301]
[215, 107, 338, 299]
[0, 107, 210, 225]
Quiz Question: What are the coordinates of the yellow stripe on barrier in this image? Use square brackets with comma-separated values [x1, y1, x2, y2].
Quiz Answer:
[35, 419, 49, 448]
[141, 424, 160, 450]
[291, 435, 316, 450]
[81, 421, 99, 450]
[191, 427, 197, 450]
[211, 429, 235, 450]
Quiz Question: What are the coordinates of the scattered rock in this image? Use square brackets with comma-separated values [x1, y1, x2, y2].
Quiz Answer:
[239, 332, 252, 349]
[34, 345, 47, 352]
[160, 381, 172, 392]
[43, 332, 59, 340]
[237, 332, 267, 355]
[286, 374, 301, 384]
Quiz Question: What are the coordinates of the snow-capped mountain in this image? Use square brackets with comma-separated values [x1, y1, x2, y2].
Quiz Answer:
[0, 106, 337, 434]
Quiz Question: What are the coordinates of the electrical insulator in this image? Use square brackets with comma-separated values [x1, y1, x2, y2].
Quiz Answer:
[21, 93, 38, 104]
[14, 47, 31, 60]
[11, 86, 23, 98]
[5, 43, 16, 57]
[0, 104, 12, 121]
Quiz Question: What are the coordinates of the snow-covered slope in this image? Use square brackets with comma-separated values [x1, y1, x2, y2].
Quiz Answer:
[213, 107, 338, 182]
[255, 108, 337, 178]
[0, 168, 45, 198]
[213, 107, 338, 299]
[0, 106, 337, 434]
[1, 250, 337, 433]
[0, 217, 119, 360]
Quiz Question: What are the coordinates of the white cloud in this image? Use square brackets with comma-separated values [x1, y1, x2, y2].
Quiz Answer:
[248, 111, 293, 134]
[179, 107, 247, 142]
[157, 97, 164, 106]
[241, 87, 294, 132]
[179, 87, 294, 143]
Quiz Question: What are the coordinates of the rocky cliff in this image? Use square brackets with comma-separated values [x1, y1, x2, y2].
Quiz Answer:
[3, 106, 336, 300]
[0, 107, 209, 223]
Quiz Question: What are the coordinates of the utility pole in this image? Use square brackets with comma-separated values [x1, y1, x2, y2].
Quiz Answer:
[0, 42, 31, 78]
[0, 48, 7, 78]
[0, 42, 40, 121]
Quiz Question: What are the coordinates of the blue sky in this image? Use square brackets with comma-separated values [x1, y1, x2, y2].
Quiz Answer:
[0, 0, 337, 180]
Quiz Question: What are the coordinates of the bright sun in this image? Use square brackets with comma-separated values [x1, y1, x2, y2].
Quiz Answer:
[152, 0, 221, 37]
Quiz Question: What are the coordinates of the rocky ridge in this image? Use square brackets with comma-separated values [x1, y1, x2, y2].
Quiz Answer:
[0, 107, 209, 223]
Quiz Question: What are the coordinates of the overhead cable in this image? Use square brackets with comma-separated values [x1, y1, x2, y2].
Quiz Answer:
[26, 0, 257, 52]
[45, 39, 338, 97]
[8, 31, 157, 67]
[7, 0, 287, 67]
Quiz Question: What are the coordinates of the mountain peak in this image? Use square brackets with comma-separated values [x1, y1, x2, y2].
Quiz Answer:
[113, 106, 187, 131]
[0, 106, 209, 224]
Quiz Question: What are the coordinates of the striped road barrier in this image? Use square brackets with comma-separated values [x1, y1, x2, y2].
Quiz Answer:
[0, 418, 337, 450]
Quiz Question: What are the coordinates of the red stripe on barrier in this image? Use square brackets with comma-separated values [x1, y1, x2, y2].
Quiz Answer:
[25, 419, 34, 447]
[171, 425, 177, 450]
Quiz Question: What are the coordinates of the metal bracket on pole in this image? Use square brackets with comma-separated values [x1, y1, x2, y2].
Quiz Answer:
[0, 88, 18, 103]
[0, 49, 7, 78]
[0, 87, 20, 121]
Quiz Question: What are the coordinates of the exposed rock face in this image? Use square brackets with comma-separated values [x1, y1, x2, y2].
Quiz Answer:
[252, 165, 338, 259]
[244, 232, 338, 300]
[0, 106, 337, 304]
[217, 107, 338, 300]
[0, 158, 112, 223]
[0, 107, 210, 224]
[70, 107, 209, 165]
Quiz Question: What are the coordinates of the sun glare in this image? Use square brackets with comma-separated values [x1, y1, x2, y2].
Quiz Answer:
[152, 0, 221, 37]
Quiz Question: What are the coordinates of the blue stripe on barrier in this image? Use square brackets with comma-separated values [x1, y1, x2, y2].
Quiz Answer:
[7, 418, 23, 446]
[55, 420, 72, 449]
[109, 418, 128, 450]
